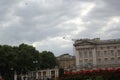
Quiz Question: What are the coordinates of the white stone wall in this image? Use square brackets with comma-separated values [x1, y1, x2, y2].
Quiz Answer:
[36, 69, 59, 80]
[74, 40, 120, 69]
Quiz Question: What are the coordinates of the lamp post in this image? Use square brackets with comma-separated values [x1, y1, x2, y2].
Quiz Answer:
[33, 60, 38, 80]
[33, 60, 38, 70]
[10, 67, 14, 80]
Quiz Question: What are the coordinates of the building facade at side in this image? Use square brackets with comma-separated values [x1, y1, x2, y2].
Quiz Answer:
[73, 38, 120, 70]
[56, 54, 75, 71]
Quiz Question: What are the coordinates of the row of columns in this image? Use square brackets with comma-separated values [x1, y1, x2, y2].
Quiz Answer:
[36, 69, 59, 80]
[75, 48, 97, 69]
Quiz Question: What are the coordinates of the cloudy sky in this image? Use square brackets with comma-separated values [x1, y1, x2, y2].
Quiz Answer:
[0, 0, 120, 56]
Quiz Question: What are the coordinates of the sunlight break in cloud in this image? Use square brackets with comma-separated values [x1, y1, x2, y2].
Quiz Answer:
[81, 2, 95, 16]
[32, 36, 73, 55]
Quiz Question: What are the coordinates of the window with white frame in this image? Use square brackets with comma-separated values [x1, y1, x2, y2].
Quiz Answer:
[118, 50, 120, 56]
[79, 60, 83, 65]
[97, 58, 101, 64]
[79, 51, 83, 58]
[97, 51, 100, 57]
[111, 58, 115, 64]
[118, 57, 120, 63]
[84, 51, 88, 58]
[111, 50, 114, 56]
[89, 59, 93, 63]
[89, 51, 93, 57]
[104, 58, 108, 64]
[104, 51, 107, 57]
[84, 59, 88, 63]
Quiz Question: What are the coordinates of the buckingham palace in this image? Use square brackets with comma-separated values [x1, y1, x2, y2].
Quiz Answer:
[73, 38, 120, 70]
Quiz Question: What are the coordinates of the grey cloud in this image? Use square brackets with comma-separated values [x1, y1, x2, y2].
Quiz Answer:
[0, 0, 21, 21]
[36, 44, 73, 56]
[0, 0, 83, 44]
[85, 0, 120, 20]
[0, 0, 120, 55]
[76, 0, 120, 39]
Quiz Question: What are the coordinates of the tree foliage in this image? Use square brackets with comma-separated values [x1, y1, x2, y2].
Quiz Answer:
[0, 43, 57, 80]
[40, 51, 58, 69]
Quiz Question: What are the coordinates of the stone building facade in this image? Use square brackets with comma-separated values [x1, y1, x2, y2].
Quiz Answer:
[57, 54, 75, 71]
[27, 68, 64, 80]
[74, 38, 120, 70]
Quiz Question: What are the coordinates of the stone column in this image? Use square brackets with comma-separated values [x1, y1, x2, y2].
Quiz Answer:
[82, 49, 85, 67]
[75, 50, 80, 69]
[36, 71, 38, 80]
[56, 69, 59, 78]
[14, 71, 17, 80]
[92, 48, 97, 67]
[41, 71, 43, 80]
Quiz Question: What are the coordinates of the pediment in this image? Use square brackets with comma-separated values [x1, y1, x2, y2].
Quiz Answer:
[80, 42, 93, 45]
[74, 40, 96, 46]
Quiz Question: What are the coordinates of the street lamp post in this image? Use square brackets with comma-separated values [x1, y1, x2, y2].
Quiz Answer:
[33, 60, 38, 80]
[10, 67, 14, 80]
[33, 60, 38, 70]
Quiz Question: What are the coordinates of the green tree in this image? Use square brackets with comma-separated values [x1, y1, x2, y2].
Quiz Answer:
[16, 43, 41, 74]
[0, 43, 41, 80]
[0, 44, 58, 80]
[0, 45, 16, 80]
[40, 51, 58, 69]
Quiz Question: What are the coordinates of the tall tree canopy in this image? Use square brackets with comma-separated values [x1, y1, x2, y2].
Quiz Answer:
[40, 51, 58, 69]
[0, 45, 17, 80]
[15, 43, 41, 73]
[0, 43, 58, 80]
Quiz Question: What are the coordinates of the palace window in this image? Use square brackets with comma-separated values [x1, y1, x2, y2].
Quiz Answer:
[107, 46, 110, 49]
[89, 51, 93, 57]
[114, 46, 117, 49]
[84, 59, 88, 63]
[104, 51, 107, 57]
[111, 50, 114, 56]
[97, 51, 100, 57]
[79, 60, 83, 65]
[97, 59, 101, 63]
[79, 51, 83, 58]
[100, 47, 103, 50]
[84, 51, 88, 58]
[111, 58, 115, 64]
[104, 58, 108, 64]
[118, 57, 120, 63]
[118, 50, 120, 56]
[89, 59, 93, 63]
